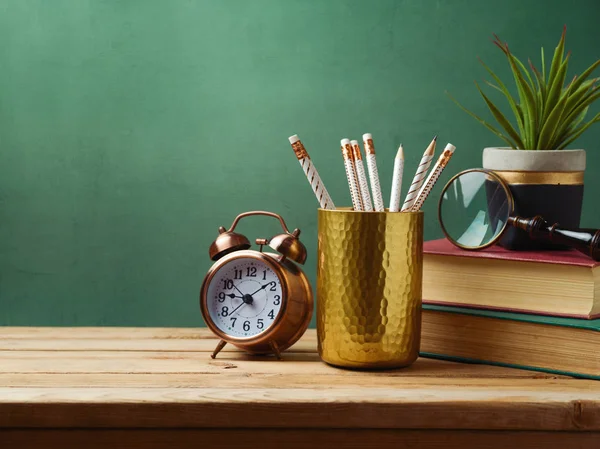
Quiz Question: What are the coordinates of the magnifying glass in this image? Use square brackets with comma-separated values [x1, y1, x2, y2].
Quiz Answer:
[438, 168, 600, 261]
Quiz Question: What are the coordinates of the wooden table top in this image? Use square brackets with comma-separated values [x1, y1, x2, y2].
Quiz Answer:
[2, 327, 600, 448]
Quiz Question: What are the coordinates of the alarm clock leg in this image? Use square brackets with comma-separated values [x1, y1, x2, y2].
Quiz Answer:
[269, 340, 282, 360]
[210, 339, 227, 359]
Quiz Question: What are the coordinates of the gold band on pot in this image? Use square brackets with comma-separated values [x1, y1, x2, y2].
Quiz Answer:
[493, 170, 584, 185]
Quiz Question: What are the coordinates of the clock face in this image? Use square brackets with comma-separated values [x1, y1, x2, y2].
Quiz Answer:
[205, 256, 284, 338]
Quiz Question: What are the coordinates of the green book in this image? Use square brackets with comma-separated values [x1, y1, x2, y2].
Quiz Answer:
[420, 303, 600, 379]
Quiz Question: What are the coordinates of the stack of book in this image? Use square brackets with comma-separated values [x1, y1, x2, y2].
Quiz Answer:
[420, 238, 600, 379]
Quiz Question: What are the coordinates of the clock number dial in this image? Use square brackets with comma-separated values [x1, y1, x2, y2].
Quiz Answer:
[206, 257, 283, 338]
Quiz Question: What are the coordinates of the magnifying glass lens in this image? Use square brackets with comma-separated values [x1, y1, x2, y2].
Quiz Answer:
[439, 170, 511, 249]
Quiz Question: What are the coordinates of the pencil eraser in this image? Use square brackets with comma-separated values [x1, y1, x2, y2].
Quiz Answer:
[362, 133, 372, 141]
[444, 143, 456, 153]
[340, 138, 351, 146]
[350, 140, 359, 146]
[288, 135, 300, 144]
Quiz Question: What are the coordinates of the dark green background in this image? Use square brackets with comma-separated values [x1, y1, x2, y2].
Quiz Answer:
[1, 0, 599, 326]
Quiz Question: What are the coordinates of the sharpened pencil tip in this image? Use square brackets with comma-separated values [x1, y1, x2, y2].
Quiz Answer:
[424, 136, 437, 155]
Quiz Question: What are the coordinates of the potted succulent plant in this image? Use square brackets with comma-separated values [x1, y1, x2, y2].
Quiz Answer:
[448, 26, 600, 250]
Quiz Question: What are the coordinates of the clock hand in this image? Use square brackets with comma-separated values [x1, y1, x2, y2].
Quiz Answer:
[228, 280, 245, 296]
[229, 301, 246, 316]
[226, 293, 242, 299]
[230, 293, 254, 316]
[248, 281, 275, 297]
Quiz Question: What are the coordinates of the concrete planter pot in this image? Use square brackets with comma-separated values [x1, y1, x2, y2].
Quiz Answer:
[482, 147, 586, 251]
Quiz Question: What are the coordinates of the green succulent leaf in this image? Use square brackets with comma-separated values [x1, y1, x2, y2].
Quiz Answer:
[568, 59, 600, 93]
[544, 55, 570, 121]
[563, 79, 598, 117]
[557, 111, 600, 150]
[529, 58, 547, 103]
[509, 53, 537, 92]
[475, 81, 524, 148]
[553, 82, 597, 140]
[478, 57, 525, 135]
[547, 25, 567, 91]
[553, 106, 589, 149]
[539, 75, 578, 149]
[484, 81, 504, 94]
[541, 47, 546, 83]
[492, 34, 539, 148]
[506, 50, 537, 147]
[573, 106, 590, 128]
[445, 91, 517, 148]
[563, 88, 600, 126]
[452, 27, 600, 150]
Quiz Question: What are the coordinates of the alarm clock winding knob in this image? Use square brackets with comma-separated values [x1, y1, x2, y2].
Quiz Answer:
[255, 238, 269, 252]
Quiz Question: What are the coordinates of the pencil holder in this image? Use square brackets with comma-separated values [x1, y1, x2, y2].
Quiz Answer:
[316, 207, 423, 369]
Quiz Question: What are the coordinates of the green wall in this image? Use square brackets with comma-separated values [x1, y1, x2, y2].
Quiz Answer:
[1, 0, 599, 326]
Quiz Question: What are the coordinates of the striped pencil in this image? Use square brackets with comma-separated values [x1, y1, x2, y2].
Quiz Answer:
[341, 138, 363, 210]
[401, 136, 437, 211]
[351, 139, 373, 211]
[409, 143, 456, 212]
[288, 135, 336, 210]
[362, 133, 385, 212]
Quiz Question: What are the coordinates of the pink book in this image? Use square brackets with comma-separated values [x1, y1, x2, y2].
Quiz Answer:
[422, 238, 600, 319]
[424, 238, 599, 268]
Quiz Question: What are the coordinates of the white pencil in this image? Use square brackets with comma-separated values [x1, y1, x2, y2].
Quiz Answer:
[362, 133, 385, 212]
[389, 145, 404, 212]
[341, 138, 363, 211]
[351, 140, 373, 212]
[288, 135, 336, 210]
[401, 136, 437, 211]
[409, 143, 456, 212]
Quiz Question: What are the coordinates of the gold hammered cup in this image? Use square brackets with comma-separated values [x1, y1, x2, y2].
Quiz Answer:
[317, 207, 423, 369]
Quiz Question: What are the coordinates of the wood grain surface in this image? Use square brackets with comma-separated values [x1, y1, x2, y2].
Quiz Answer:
[1, 327, 599, 448]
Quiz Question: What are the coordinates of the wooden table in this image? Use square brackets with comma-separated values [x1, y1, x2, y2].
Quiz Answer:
[1, 328, 599, 448]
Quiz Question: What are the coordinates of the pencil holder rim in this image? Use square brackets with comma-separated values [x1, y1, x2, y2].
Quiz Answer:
[317, 207, 424, 215]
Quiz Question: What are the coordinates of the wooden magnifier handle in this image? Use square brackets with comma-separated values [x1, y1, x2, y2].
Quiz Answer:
[508, 215, 600, 261]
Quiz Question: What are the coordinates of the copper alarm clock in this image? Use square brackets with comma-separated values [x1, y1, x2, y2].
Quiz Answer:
[200, 211, 313, 359]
